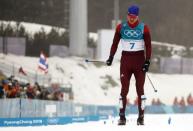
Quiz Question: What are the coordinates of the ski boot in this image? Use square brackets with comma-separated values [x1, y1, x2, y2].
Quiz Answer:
[118, 116, 126, 125]
[137, 115, 144, 125]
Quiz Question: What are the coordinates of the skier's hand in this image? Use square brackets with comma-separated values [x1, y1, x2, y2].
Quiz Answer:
[106, 56, 114, 66]
[142, 60, 150, 72]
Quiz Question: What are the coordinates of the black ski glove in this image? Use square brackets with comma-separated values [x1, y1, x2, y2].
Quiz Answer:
[106, 56, 114, 66]
[142, 60, 150, 72]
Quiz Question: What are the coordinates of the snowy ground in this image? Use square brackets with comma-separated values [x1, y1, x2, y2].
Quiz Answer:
[0, 114, 193, 131]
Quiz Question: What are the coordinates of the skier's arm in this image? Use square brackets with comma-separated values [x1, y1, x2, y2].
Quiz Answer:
[110, 24, 121, 57]
[106, 24, 121, 66]
[142, 25, 152, 72]
[144, 25, 152, 60]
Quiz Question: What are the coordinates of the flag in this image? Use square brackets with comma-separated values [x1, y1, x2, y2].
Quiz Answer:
[18, 67, 27, 76]
[38, 51, 48, 73]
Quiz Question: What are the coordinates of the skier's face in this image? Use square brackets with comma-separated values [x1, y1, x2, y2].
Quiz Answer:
[128, 14, 138, 24]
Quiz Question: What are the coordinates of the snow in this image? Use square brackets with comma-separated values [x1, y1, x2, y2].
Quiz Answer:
[0, 114, 193, 131]
[0, 54, 193, 106]
[0, 20, 97, 40]
[152, 41, 185, 50]
[0, 20, 65, 36]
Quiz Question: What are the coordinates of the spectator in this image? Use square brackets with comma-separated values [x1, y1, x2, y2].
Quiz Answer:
[151, 98, 157, 105]
[0, 84, 4, 98]
[173, 96, 179, 106]
[39, 87, 49, 100]
[33, 82, 41, 99]
[58, 93, 64, 101]
[179, 96, 186, 107]
[126, 98, 130, 105]
[52, 91, 62, 101]
[2, 79, 9, 95]
[0, 77, 67, 101]
[26, 83, 35, 99]
[12, 80, 21, 97]
[134, 97, 138, 106]
[20, 86, 27, 98]
[187, 93, 193, 105]
[156, 98, 163, 105]
[6, 82, 13, 98]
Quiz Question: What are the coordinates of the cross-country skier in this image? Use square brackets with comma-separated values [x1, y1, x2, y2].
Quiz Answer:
[106, 5, 152, 125]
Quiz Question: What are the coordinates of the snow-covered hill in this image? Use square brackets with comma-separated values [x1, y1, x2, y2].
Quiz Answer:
[0, 20, 97, 41]
[0, 53, 193, 106]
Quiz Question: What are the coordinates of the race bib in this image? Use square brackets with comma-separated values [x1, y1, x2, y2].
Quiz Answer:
[121, 39, 145, 51]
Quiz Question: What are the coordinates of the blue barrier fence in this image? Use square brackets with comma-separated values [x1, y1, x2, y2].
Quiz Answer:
[1, 99, 193, 118]
[0, 115, 108, 127]
[0, 98, 193, 127]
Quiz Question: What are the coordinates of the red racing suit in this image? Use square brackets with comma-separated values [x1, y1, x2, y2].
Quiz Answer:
[109, 20, 152, 117]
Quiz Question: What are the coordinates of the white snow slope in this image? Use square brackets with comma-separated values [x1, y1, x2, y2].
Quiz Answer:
[0, 54, 193, 106]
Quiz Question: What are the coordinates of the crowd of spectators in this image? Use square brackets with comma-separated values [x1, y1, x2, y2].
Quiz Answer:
[126, 97, 165, 106]
[125, 95, 193, 106]
[1, 76, 193, 106]
[173, 94, 193, 106]
[151, 98, 164, 105]
[150, 95, 193, 106]
[0, 75, 66, 101]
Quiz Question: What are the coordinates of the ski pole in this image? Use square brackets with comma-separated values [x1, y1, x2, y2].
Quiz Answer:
[85, 59, 106, 64]
[146, 73, 158, 93]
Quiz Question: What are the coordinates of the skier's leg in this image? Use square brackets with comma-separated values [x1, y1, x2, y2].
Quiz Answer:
[118, 56, 132, 125]
[133, 56, 146, 125]
[134, 71, 145, 114]
[119, 71, 132, 117]
[134, 70, 145, 125]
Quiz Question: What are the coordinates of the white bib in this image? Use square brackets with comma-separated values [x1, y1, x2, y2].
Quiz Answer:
[121, 39, 145, 51]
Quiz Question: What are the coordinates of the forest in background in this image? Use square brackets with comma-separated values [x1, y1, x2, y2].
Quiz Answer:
[0, 0, 193, 49]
